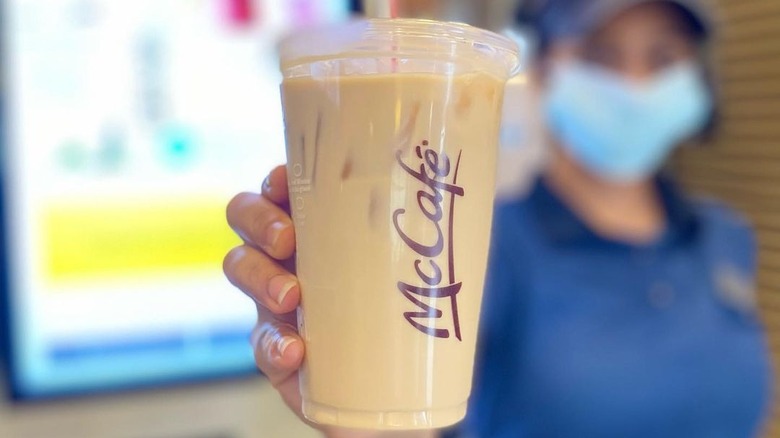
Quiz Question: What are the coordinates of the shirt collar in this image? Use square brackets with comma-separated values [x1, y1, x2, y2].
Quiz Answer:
[528, 175, 700, 249]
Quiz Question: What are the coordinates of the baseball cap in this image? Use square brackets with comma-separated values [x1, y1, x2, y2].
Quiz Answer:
[516, 0, 714, 48]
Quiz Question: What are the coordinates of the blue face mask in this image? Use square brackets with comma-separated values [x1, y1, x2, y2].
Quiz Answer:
[544, 61, 713, 182]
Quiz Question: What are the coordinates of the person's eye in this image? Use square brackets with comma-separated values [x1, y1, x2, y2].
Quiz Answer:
[583, 45, 621, 69]
[650, 49, 682, 71]
[649, 37, 695, 71]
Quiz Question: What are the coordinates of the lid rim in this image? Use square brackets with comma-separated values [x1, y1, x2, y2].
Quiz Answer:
[278, 18, 522, 77]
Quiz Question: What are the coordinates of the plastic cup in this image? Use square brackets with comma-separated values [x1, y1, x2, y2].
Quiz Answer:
[278, 18, 520, 430]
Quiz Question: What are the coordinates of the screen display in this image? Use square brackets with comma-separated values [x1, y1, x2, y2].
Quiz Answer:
[2, 0, 352, 398]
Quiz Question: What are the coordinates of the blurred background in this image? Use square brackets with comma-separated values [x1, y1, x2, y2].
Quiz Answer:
[0, 0, 778, 437]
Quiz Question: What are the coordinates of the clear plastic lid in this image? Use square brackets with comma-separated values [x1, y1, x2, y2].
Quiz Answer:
[279, 18, 522, 80]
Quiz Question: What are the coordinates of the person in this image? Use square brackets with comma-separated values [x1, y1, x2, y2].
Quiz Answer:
[223, 0, 773, 437]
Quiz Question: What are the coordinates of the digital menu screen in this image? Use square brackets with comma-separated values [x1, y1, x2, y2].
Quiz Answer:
[2, 0, 353, 398]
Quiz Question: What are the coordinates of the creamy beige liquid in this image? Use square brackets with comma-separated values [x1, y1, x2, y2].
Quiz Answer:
[282, 72, 505, 430]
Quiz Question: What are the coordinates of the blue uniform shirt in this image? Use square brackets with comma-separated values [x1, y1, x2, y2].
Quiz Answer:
[464, 177, 772, 438]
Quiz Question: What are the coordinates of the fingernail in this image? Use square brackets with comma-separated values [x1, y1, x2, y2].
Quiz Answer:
[262, 175, 272, 193]
[277, 336, 296, 357]
[269, 275, 297, 307]
[265, 221, 287, 249]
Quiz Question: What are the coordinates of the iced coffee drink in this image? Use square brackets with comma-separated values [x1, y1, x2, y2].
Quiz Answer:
[279, 19, 520, 430]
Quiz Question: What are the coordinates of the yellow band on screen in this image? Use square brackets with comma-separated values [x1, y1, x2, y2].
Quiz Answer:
[44, 198, 240, 281]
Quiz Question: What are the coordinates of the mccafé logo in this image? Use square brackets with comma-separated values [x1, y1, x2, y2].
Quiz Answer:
[392, 140, 464, 341]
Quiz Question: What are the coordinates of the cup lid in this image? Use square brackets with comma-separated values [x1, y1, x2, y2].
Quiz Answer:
[279, 18, 522, 80]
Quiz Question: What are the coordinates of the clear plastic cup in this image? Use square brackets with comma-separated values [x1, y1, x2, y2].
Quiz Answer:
[278, 18, 520, 430]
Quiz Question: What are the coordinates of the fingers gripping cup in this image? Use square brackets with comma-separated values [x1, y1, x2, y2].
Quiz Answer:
[278, 19, 520, 430]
